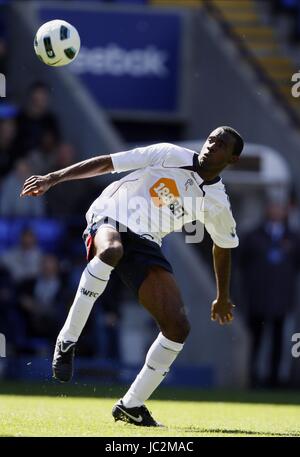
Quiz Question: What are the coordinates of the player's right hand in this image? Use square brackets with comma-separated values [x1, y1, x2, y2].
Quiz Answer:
[20, 175, 52, 197]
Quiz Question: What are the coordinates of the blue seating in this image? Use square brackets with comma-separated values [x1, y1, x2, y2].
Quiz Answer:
[280, 0, 298, 7]
[0, 218, 65, 254]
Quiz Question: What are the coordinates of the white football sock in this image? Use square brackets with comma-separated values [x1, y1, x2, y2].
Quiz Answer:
[122, 332, 184, 408]
[58, 256, 113, 342]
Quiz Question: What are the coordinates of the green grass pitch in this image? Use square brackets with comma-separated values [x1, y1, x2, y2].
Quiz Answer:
[1, 382, 300, 437]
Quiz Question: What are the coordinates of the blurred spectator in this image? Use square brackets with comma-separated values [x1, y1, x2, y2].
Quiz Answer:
[0, 118, 18, 182]
[46, 142, 91, 217]
[17, 254, 64, 353]
[288, 186, 300, 231]
[0, 4, 8, 75]
[0, 264, 27, 354]
[270, 0, 300, 42]
[28, 128, 59, 175]
[1, 228, 43, 283]
[0, 265, 16, 348]
[0, 36, 7, 75]
[16, 81, 61, 155]
[0, 159, 46, 216]
[239, 202, 300, 388]
[0, 266, 14, 329]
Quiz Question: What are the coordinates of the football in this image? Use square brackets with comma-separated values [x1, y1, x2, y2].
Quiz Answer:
[33, 19, 80, 67]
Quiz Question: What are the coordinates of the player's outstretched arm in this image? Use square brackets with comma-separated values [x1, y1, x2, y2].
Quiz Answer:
[211, 243, 235, 325]
[20, 155, 114, 197]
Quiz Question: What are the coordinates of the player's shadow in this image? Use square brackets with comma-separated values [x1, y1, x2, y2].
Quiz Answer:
[177, 426, 300, 437]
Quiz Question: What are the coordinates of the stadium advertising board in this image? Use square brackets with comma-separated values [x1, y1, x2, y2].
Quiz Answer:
[39, 7, 182, 114]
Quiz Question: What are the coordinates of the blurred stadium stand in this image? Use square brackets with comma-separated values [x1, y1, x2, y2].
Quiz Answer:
[205, 1, 300, 126]
[1, 0, 300, 389]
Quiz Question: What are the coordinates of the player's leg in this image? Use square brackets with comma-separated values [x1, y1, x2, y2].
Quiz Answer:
[138, 266, 190, 343]
[53, 224, 123, 382]
[113, 266, 190, 426]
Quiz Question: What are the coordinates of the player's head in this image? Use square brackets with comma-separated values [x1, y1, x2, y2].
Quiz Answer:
[199, 126, 244, 172]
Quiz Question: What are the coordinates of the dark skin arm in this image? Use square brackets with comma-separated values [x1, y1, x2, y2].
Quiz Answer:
[211, 243, 235, 325]
[20, 155, 114, 197]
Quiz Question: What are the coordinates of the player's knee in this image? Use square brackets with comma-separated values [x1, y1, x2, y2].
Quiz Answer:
[163, 317, 191, 343]
[98, 243, 123, 267]
[178, 318, 191, 342]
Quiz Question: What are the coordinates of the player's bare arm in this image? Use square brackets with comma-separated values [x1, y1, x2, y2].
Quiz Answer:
[211, 243, 235, 325]
[20, 155, 114, 197]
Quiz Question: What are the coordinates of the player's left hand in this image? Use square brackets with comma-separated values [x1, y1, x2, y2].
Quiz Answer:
[211, 298, 235, 325]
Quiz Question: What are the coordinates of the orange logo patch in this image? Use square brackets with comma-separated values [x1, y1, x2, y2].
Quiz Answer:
[150, 178, 180, 207]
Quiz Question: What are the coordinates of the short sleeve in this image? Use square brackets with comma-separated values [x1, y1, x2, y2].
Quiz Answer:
[205, 205, 239, 248]
[110, 143, 172, 174]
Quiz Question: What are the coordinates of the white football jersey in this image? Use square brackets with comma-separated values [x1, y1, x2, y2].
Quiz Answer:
[86, 143, 239, 248]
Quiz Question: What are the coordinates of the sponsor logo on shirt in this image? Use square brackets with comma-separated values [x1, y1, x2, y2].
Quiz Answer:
[149, 178, 187, 219]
